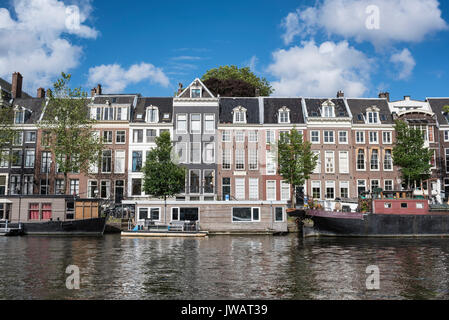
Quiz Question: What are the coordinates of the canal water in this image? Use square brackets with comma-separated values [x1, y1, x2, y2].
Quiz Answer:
[1, 234, 449, 300]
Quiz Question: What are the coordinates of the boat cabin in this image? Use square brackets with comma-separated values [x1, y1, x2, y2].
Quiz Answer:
[373, 190, 429, 215]
[0, 196, 102, 223]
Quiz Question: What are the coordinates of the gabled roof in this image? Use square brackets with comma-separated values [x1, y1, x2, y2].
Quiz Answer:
[264, 98, 304, 124]
[219, 98, 260, 124]
[12, 98, 46, 124]
[177, 78, 215, 99]
[427, 98, 449, 125]
[133, 97, 173, 123]
[346, 98, 393, 124]
[303, 98, 349, 118]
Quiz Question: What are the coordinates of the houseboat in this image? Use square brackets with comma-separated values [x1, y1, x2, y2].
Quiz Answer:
[0, 196, 107, 236]
[303, 191, 449, 237]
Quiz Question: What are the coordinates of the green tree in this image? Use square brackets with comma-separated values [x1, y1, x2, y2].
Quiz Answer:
[143, 131, 186, 222]
[393, 120, 433, 189]
[38, 73, 103, 195]
[277, 128, 318, 208]
[0, 107, 15, 164]
[201, 65, 274, 96]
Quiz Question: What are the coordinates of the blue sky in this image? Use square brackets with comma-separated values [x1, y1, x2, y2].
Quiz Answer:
[1, 0, 449, 101]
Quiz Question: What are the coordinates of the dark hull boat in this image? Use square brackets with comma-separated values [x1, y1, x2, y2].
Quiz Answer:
[8, 217, 107, 236]
[304, 210, 449, 238]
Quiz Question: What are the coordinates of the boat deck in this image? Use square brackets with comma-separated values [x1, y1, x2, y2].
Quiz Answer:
[306, 210, 365, 220]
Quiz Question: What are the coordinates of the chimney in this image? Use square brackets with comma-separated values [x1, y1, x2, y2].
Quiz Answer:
[255, 88, 260, 97]
[46, 88, 52, 98]
[378, 92, 390, 102]
[337, 90, 344, 98]
[177, 83, 183, 95]
[404, 95, 411, 101]
[91, 88, 96, 97]
[11, 72, 23, 98]
[37, 88, 45, 98]
[97, 84, 102, 95]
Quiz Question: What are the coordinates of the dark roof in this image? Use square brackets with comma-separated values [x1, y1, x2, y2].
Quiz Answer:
[133, 97, 173, 123]
[346, 98, 393, 124]
[12, 98, 46, 124]
[219, 98, 260, 124]
[0, 77, 12, 92]
[304, 98, 349, 118]
[264, 98, 304, 124]
[0, 77, 32, 99]
[428, 98, 449, 125]
[92, 95, 136, 105]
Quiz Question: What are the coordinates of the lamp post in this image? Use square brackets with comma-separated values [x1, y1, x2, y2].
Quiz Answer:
[15, 186, 22, 224]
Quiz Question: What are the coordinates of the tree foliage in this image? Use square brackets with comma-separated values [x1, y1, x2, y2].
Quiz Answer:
[203, 78, 257, 97]
[38, 73, 103, 194]
[393, 120, 433, 187]
[0, 107, 15, 164]
[277, 128, 318, 207]
[201, 65, 273, 96]
[143, 131, 186, 200]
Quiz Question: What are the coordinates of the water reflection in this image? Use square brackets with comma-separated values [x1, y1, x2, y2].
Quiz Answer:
[1, 235, 449, 300]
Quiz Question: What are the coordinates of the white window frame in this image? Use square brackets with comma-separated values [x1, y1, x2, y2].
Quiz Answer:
[278, 107, 290, 124]
[146, 107, 159, 123]
[266, 180, 277, 201]
[190, 114, 202, 134]
[339, 151, 349, 174]
[233, 106, 247, 124]
[384, 180, 394, 191]
[281, 181, 290, 201]
[369, 131, 379, 144]
[325, 181, 336, 200]
[204, 114, 215, 134]
[323, 131, 335, 144]
[310, 131, 320, 144]
[232, 207, 260, 223]
[356, 131, 365, 144]
[176, 114, 188, 134]
[325, 151, 335, 174]
[114, 150, 126, 174]
[190, 143, 201, 164]
[339, 181, 349, 199]
[235, 178, 246, 200]
[382, 131, 392, 144]
[338, 131, 348, 144]
[249, 178, 259, 200]
[203, 142, 215, 164]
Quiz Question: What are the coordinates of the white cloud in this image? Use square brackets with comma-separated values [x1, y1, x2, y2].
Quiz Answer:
[267, 40, 372, 97]
[0, 0, 98, 92]
[390, 49, 416, 80]
[281, 11, 302, 45]
[282, 0, 448, 48]
[88, 63, 170, 93]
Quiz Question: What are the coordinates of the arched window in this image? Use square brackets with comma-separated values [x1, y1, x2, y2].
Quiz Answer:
[278, 107, 290, 124]
[233, 106, 247, 124]
[146, 107, 159, 123]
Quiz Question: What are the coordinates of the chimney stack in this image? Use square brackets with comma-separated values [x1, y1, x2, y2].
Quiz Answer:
[404, 95, 411, 101]
[337, 90, 344, 98]
[37, 88, 45, 98]
[97, 84, 102, 95]
[12, 72, 23, 99]
[91, 88, 96, 97]
[378, 92, 390, 102]
[177, 83, 183, 96]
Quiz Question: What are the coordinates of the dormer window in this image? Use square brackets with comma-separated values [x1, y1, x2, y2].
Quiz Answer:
[146, 106, 159, 123]
[233, 106, 247, 124]
[278, 107, 290, 124]
[366, 107, 380, 124]
[191, 88, 202, 98]
[14, 110, 24, 124]
[322, 100, 335, 118]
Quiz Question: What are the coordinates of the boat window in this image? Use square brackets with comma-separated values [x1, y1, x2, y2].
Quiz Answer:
[384, 203, 392, 209]
[416, 203, 424, 209]
[401, 203, 408, 208]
